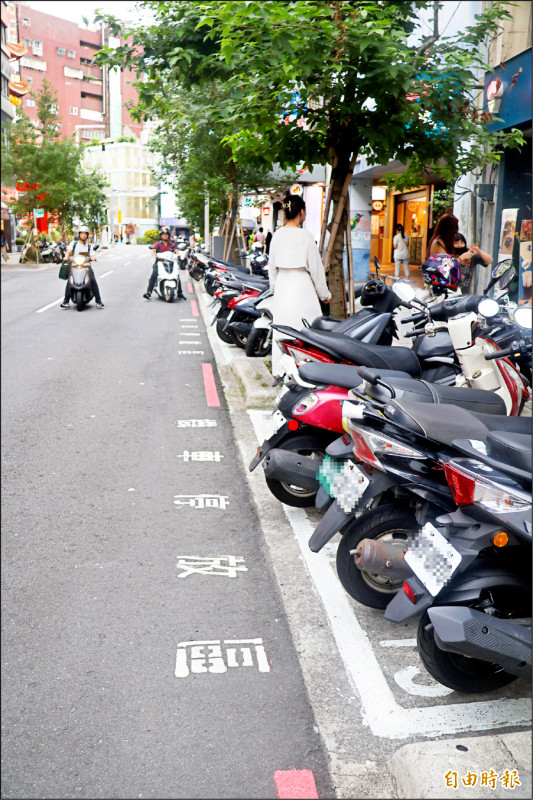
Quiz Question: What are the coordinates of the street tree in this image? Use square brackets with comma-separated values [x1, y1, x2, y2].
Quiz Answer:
[96, 1, 525, 315]
[1, 79, 108, 243]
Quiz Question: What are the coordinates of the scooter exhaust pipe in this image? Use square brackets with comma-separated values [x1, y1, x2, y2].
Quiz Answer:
[262, 449, 321, 491]
[352, 538, 411, 580]
[428, 606, 532, 679]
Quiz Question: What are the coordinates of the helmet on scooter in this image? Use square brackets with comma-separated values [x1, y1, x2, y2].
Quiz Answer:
[421, 254, 461, 295]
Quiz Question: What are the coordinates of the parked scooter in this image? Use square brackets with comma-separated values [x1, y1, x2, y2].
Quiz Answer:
[307, 316, 531, 605]
[245, 292, 274, 357]
[176, 240, 189, 270]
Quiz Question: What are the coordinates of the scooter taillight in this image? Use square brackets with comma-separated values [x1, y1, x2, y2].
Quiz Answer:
[281, 341, 335, 366]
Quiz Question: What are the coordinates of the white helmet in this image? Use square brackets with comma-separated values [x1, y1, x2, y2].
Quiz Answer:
[78, 225, 90, 235]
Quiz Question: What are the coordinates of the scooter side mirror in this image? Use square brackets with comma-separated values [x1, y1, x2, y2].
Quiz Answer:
[392, 282, 416, 305]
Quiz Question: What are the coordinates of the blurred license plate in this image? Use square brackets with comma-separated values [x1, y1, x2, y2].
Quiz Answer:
[271, 410, 285, 434]
[318, 458, 369, 512]
[405, 522, 461, 596]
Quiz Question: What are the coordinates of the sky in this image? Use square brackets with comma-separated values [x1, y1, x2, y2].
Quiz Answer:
[23, 0, 152, 29]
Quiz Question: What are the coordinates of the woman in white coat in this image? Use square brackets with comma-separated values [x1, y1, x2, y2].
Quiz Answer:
[268, 194, 331, 380]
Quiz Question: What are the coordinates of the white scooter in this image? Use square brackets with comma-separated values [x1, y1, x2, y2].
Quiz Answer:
[177, 241, 189, 270]
[152, 251, 184, 303]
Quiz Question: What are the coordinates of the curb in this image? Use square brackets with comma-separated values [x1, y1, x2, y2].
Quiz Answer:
[193, 281, 278, 409]
[390, 731, 531, 799]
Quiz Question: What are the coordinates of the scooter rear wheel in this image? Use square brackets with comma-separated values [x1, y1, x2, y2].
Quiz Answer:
[336, 504, 416, 609]
[417, 610, 517, 693]
[264, 431, 329, 507]
[216, 311, 235, 344]
[245, 327, 271, 357]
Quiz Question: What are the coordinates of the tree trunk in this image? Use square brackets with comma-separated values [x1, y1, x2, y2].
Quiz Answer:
[326, 150, 358, 318]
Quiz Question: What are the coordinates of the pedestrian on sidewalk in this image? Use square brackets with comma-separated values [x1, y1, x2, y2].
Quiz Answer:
[392, 224, 410, 278]
[268, 193, 331, 381]
[256, 226, 266, 252]
[454, 233, 493, 294]
[1, 230, 9, 262]
[265, 230, 272, 254]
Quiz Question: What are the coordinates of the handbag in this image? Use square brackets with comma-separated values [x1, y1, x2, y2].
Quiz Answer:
[58, 262, 69, 280]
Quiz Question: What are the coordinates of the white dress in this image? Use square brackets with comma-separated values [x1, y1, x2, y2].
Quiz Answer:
[268, 226, 331, 376]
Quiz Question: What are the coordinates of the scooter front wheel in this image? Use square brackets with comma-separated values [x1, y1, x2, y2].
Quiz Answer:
[76, 291, 84, 311]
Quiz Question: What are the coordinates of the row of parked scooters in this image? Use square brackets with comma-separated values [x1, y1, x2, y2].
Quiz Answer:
[190, 245, 532, 693]
[188, 243, 273, 356]
[226, 256, 528, 696]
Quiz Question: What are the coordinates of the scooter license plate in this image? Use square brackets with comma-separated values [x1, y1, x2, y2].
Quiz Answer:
[271, 409, 286, 434]
[318, 458, 369, 512]
[404, 522, 461, 597]
[166, 280, 177, 287]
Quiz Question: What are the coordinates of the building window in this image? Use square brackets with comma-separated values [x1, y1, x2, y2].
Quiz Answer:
[51, 103, 58, 114]
[25, 98, 36, 107]
[57, 47, 66, 56]
[82, 128, 104, 140]
[70, 106, 78, 115]
[67, 50, 76, 59]
[32, 40, 43, 56]
[23, 37, 31, 47]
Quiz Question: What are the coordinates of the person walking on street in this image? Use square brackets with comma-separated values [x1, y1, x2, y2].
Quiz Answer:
[268, 194, 331, 381]
[60, 226, 104, 308]
[1, 230, 8, 262]
[143, 226, 185, 300]
[392, 224, 410, 278]
[265, 230, 272, 255]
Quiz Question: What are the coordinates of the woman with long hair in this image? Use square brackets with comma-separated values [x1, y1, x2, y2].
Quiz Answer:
[268, 193, 331, 381]
[393, 223, 410, 278]
[426, 213, 459, 258]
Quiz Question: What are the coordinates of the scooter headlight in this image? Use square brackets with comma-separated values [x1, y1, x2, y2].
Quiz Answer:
[478, 298, 499, 319]
[293, 392, 319, 415]
[514, 306, 532, 330]
[73, 255, 86, 266]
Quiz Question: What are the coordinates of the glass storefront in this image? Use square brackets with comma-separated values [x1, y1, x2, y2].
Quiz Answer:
[394, 190, 429, 265]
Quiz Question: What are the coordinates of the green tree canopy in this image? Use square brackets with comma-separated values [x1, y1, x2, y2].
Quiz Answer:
[96, 1, 525, 315]
[1, 79, 108, 240]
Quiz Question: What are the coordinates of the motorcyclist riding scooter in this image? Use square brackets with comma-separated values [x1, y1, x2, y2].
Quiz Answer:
[143, 227, 185, 300]
[60, 226, 103, 309]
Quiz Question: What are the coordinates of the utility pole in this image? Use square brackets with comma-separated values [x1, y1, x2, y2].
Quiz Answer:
[204, 190, 210, 253]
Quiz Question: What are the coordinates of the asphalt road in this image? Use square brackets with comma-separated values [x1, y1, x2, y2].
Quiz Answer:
[1, 247, 334, 799]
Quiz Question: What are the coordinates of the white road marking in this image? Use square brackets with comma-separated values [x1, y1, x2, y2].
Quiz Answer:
[99, 270, 114, 278]
[175, 638, 270, 677]
[177, 451, 223, 462]
[178, 350, 205, 354]
[176, 419, 217, 428]
[36, 297, 64, 313]
[393, 665, 454, 697]
[176, 555, 247, 578]
[380, 639, 417, 648]
[180, 318, 197, 321]
[179, 332, 201, 336]
[174, 494, 229, 509]
[179, 341, 201, 345]
[246, 410, 531, 739]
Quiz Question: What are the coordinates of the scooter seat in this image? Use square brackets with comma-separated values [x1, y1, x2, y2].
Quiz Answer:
[384, 399, 530, 446]
[303, 330, 422, 375]
[299, 362, 410, 390]
[310, 316, 344, 331]
[365, 374, 507, 415]
[487, 432, 532, 476]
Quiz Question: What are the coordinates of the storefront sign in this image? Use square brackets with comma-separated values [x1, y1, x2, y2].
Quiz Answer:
[518, 219, 532, 305]
[497, 208, 518, 261]
[262, 206, 270, 216]
[484, 49, 532, 131]
[34, 209, 44, 218]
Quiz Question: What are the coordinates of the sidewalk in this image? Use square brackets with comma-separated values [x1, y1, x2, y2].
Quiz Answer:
[192, 277, 532, 800]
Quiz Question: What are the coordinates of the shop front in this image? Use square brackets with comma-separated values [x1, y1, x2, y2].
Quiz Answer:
[370, 183, 434, 271]
[485, 48, 532, 305]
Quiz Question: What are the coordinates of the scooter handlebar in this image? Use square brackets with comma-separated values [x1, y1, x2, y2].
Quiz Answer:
[401, 312, 426, 324]
[404, 328, 426, 338]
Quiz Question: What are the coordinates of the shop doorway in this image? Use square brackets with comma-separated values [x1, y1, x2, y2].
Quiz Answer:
[394, 190, 428, 265]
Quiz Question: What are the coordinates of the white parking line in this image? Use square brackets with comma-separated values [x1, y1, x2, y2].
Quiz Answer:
[246, 410, 531, 740]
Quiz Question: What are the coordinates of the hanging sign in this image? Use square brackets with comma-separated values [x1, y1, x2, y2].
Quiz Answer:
[262, 206, 270, 216]
[289, 184, 303, 196]
[34, 209, 44, 218]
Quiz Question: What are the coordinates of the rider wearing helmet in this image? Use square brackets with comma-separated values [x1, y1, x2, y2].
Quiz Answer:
[143, 226, 185, 300]
[60, 225, 104, 308]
